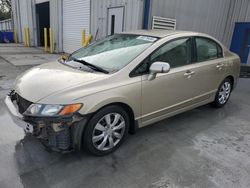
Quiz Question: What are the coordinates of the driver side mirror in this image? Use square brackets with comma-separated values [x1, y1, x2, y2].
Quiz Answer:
[148, 62, 170, 81]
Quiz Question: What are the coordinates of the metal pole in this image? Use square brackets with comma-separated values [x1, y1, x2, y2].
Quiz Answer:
[44, 28, 48, 52]
[82, 30, 85, 47]
[49, 28, 53, 53]
[14, 27, 18, 44]
[27, 28, 30, 47]
[84, 35, 92, 47]
[24, 28, 27, 46]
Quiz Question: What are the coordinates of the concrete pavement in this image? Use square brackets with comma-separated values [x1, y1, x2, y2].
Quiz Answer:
[0, 45, 250, 188]
[0, 44, 60, 66]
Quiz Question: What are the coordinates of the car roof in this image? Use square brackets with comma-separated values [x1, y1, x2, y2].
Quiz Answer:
[121, 29, 200, 38]
[120, 29, 225, 49]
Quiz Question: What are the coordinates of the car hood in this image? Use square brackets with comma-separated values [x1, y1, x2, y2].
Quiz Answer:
[14, 61, 109, 102]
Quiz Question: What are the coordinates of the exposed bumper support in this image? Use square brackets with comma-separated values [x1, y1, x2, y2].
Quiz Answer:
[5, 95, 90, 153]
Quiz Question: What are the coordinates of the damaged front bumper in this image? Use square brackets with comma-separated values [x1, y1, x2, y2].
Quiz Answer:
[5, 95, 88, 152]
[5, 96, 34, 133]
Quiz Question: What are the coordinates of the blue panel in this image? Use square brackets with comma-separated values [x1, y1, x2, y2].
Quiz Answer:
[230, 22, 250, 64]
[0, 31, 14, 43]
[143, 0, 151, 29]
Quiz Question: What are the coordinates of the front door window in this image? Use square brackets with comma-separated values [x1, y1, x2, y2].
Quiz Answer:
[134, 38, 192, 75]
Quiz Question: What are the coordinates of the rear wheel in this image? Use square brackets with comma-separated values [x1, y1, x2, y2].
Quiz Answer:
[83, 105, 129, 156]
[212, 78, 232, 108]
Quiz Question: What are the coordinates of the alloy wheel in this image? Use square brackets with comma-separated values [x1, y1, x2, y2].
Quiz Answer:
[218, 81, 231, 105]
[92, 113, 126, 151]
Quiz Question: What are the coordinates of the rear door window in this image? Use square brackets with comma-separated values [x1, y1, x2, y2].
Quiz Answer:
[195, 37, 223, 62]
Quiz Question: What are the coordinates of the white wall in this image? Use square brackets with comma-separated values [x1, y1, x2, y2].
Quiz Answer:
[11, 0, 36, 45]
[50, 0, 63, 52]
[150, 0, 250, 48]
[90, 0, 144, 40]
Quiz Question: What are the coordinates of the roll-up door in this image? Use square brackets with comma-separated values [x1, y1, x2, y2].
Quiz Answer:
[63, 0, 90, 53]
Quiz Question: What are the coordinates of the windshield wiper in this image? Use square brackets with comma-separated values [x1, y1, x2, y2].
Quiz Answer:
[71, 58, 109, 74]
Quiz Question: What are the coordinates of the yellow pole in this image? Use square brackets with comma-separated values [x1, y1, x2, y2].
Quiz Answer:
[84, 35, 92, 47]
[44, 28, 48, 52]
[14, 27, 18, 44]
[24, 28, 27, 46]
[49, 28, 53, 53]
[82, 30, 85, 47]
[25, 28, 28, 46]
[27, 28, 30, 47]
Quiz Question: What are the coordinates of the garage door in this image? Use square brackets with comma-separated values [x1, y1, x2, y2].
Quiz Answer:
[63, 0, 90, 53]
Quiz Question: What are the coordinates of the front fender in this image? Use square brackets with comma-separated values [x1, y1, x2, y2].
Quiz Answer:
[76, 83, 141, 119]
[72, 115, 92, 150]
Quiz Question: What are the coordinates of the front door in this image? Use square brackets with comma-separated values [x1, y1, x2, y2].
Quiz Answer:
[107, 7, 124, 35]
[139, 37, 198, 126]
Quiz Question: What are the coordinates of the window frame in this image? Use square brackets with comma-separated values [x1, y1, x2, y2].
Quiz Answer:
[193, 36, 224, 63]
[129, 36, 196, 77]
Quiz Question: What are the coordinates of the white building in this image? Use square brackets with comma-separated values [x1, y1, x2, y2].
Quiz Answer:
[11, 0, 144, 53]
[11, 0, 250, 63]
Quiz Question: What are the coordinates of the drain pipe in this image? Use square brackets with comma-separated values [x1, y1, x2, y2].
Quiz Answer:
[143, 0, 151, 29]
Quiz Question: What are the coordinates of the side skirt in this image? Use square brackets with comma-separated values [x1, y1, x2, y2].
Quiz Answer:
[139, 97, 214, 128]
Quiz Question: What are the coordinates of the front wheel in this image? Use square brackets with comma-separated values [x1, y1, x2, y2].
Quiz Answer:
[83, 105, 129, 156]
[212, 78, 232, 108]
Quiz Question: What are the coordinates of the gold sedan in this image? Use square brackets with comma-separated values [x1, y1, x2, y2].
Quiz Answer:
[5, 30, 240, 155]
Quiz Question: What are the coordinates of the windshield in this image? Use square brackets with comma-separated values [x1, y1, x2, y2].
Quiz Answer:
[67, 34, 158, 73]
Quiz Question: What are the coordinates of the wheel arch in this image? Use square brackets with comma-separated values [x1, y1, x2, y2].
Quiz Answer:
[91, 102, 137, 135]
[74, 101, 138, 150]
[225, 75, 235, 89]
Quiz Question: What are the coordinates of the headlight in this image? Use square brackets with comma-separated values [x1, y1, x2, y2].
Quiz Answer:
[24, 103, 82, 116]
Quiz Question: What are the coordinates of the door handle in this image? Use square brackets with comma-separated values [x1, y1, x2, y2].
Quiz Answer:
[184, 70, 195, 78]
[216, 63, 224, 70]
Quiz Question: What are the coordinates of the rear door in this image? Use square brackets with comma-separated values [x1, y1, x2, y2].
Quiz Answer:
[189, 37, 226, 103]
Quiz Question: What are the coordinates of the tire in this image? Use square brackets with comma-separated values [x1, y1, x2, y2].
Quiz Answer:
[83, 105, 129, 156]
[212, 78, 232, 108]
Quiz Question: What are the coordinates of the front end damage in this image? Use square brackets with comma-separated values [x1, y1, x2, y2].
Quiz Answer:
[25, 114, 84, 152]
[5, 91, 88, 152]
